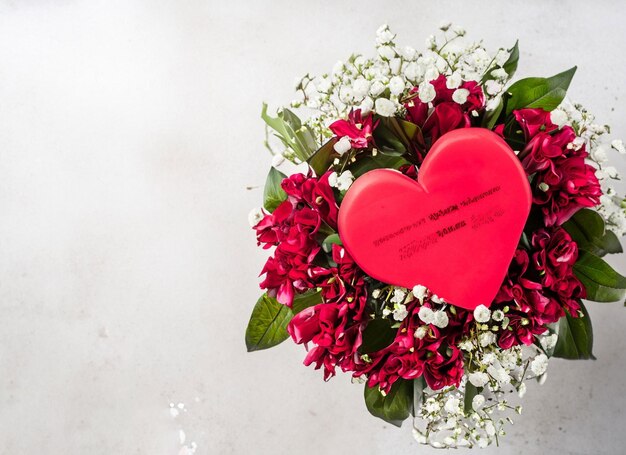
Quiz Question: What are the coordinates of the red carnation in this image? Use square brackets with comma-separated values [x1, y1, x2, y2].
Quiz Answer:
[532, 227, 584, 315]
[287, 245, 369, 380]
[533, 156, 602, 226]
[514, 108, 557, 140]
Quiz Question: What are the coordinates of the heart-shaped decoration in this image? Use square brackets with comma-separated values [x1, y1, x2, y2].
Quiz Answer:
[338, 128, 531, 310]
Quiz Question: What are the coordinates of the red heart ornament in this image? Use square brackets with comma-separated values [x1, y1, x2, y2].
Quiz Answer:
[338, 128, 531, 310]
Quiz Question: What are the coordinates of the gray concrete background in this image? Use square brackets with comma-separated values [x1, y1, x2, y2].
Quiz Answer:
[0, 1, 625, 454]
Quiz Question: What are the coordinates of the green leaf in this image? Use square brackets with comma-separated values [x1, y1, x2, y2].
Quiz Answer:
[359, 318, 396, 354]
[307, 138, 337, 176]
[364, 379, 413, 427]
[482, 96, 504, 130]
[321, 233, 342, 253]
[245, 294, 293, 352]
[502, 40, 520, 79]
[348, 154, 410, 178]
[263, 167, 287, 212]
[505, 66, 577, 115]
[373, 119, 407, 156]
[291, 290, 322, 314]
[553, 301, 594, 360]
[413, 377, 425, 417]
[601, 230, 623, 256]
[464, 382, 478, 414]
[574, 250, 626, 302]
[261, 103, 317, 161]
[563, 209, 623, 257]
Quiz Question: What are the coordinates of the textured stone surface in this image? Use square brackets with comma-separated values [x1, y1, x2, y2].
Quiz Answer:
[0, 1, 624, 453]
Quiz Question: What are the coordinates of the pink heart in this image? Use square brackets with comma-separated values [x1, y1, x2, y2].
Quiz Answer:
[338, 128, 531, 310]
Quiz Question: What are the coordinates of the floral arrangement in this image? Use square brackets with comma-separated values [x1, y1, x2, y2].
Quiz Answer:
[245, 24, 626, 448]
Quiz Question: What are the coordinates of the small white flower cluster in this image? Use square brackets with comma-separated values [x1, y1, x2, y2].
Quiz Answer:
[328, 170, 354, 192]
[290, 23, 516, 138]
[377, 284, 449, 326]
[380, 287, 411, 322]
[552, 100, 626, 235]
[413, 329, 554, 449]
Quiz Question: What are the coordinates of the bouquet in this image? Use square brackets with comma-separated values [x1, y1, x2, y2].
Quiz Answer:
[245, 24, 626, 448]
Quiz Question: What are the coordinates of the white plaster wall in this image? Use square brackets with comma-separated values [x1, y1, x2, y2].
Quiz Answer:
[0, 1, 624, 454]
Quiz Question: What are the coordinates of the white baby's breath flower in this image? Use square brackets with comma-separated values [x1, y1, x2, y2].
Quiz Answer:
[404, 62, 420, 81]
[375, 97, 397, 117]
[330, 170, 354, 191]
[391, 288, 406, 304]
[378, 45, 396, 60]
[425, 398, 441, 414]
[458, 339, 475, 351]
[484, 79, 503, 96]
[485, 96, 501, 112]
[570, 136, 585, 150]
[452, 25, 466, 36]
[430, 295, 444, 305]
[495, 49, 510, 66]
[393, 303, 409, 321]
[425, 34, 437, 50]
[472, 394, 485, 411]
[478, 331, 497, 347]
[540, 333, 558, 351]
[517, 382, 527, 398]
[482, 352, 496, 365]
[452, 88, 469, 104]
[369, 80, 386, 96]
[446, 72, 462, 89]
[412, 284, 428, 303]
[530, 354, 549, 376]
[424, 66, 439, 82]
[414, 326, 428, 339]
[611, 139, 626, 154]
[605, 166, 619, 179]
[333, 136, 352, 155]
[418, 306, 435, 324]
[590, 145, 608, 163]
[328, 172, 338, 188]
[400, 45, 417, 60]
[388, 76, 405, 95]
[491, 309, 504, 322]
[389, 58, 402, 75]
[484, 421, 496, 437]
[487, 363, 510, 385]
[432, 311, 449, 329]
[352, 78, 371, 98]
[468, 371, 489, 388]
[490, 68, 508, 80]
[473, 305, 491, 323]
[316, 76, 332, 93]
[248, 207, 264, 227]
[550, 108, 568, 127]
[444, 397, 461, 414]
[359, 97, 374, 114]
